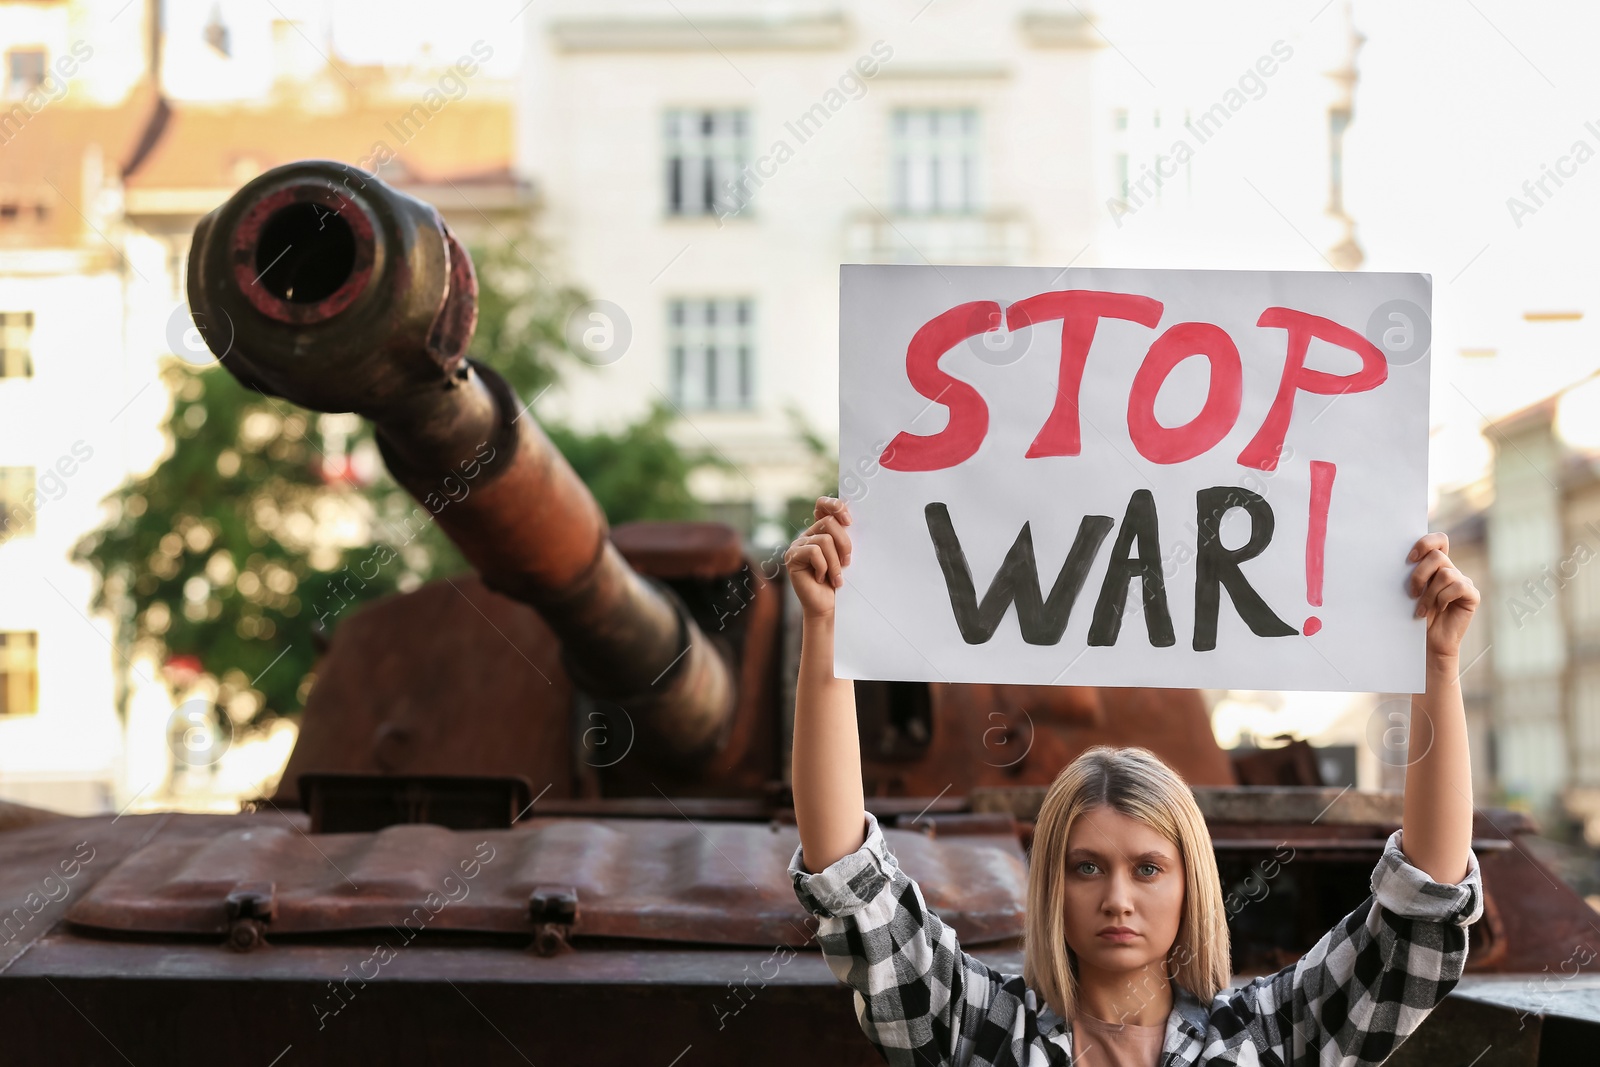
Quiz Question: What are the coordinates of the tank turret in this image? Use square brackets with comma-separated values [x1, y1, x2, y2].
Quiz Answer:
[185, 160, 1234, 802]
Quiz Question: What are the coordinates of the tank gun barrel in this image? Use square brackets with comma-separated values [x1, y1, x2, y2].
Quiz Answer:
[185, 159, 735, 765]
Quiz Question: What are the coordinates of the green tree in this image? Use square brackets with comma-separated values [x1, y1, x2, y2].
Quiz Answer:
[74, 225, 714, 728]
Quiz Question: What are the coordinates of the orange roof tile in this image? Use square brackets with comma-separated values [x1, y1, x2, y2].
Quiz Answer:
[0, 86, 159, 248]
[0, 77, 516, 250]
[122, 97, 515, 191]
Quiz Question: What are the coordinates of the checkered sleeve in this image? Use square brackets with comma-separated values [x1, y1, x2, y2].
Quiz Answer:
[788, 811, 1036, 1067]
[1205, 830, 1484, 1066]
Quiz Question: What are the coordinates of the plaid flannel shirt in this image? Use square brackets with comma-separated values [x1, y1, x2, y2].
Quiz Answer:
[789, 811, 1483, 1067]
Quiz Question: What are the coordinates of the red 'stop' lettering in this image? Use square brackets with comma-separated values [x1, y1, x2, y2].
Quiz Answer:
[1236, 307, 1388, 471]
[1006, 290, 1164, 459]
[1127, 321, 1243, 464]
[879, 301, 1001, 472]
[880, 292, 1389, 473]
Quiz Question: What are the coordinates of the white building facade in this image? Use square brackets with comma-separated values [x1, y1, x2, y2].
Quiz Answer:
[515, 0, 1366, 548]
[0, 0, 166, 813]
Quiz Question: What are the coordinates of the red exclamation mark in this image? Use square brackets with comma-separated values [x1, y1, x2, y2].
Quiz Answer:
[1303, 461, 1336, 636]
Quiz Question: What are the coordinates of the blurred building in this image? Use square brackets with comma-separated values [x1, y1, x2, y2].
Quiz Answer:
[0, 0, 525, 813]
[1435, 368, 1600, 827]
[514, 0, 1367, 547]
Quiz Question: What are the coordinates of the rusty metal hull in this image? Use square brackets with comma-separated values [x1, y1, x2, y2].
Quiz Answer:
[6, 943, 1593, 1066]
[4, 800, 1597, 1067]
[6, 788, 1600, 1065]
[59, 814, 1026, 950]
[1, 942, 892, 1067]
[4, 946, 1594, 1067]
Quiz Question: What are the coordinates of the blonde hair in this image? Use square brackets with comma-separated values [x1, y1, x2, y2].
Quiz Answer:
[1022, 746, 1229, 1020]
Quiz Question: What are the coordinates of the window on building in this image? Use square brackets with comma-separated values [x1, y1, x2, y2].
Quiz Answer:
[1574, 668, 1600, 783]
[892, 108, 980, 215]
[668, 298, 755, 411]
[0, 201, 49, 227]
[664, 109, 749, 217]
[0, 631, 38, 717]
[1328, 106, 1351, 214]
[0, 311, 33, 378]
[1112, 106, 1194, 209]
[5, 49, 44, 98]
[1573, 527, 1600, 631]
[0, 466, 36, 539]
[203, 7, 232, 57]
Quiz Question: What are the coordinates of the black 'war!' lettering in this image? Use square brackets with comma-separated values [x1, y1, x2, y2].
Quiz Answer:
[924, 501, 1113, 645]
[1192, 486, 1297, 651]
[1088, 489, 1175, 647]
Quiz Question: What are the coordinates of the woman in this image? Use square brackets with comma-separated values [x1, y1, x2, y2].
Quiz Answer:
[784, 495, 1483, 1066]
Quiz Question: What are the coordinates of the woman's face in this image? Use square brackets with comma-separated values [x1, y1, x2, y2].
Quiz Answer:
[1060, 805, 1186, 982]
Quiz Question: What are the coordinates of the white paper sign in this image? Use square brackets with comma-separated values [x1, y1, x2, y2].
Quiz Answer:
[836, 265, 1431, 693]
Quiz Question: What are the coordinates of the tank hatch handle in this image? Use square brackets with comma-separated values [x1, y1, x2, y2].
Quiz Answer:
[529, 885, 578, 956]
[225, 881, 277, 952]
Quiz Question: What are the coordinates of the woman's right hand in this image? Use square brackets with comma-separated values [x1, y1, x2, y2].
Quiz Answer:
[784, 496, 853, 621]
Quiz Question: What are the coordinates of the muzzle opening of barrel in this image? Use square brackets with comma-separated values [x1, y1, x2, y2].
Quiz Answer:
[252, 201, 358, 308]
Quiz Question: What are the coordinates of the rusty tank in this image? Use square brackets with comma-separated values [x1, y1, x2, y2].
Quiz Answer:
[1, 161, 1596, 1066]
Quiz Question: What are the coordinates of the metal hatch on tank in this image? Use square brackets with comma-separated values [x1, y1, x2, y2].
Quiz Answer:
[1, 160, 1596, 1066]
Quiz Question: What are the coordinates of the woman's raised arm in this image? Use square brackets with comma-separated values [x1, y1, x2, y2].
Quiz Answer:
[783, 496, 1030, 1067]
[1401, 531, 1481, 885]
[785, 495, 867, 873]
[1203, 533, 1485, 1066]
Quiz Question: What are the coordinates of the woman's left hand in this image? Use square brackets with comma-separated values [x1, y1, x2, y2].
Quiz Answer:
[1407, 532, 1480, 660]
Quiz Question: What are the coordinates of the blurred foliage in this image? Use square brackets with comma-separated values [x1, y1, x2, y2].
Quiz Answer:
[545, 411, 704, 524]
[783, 401, 841, 534]
[73, 223, 714, 726]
